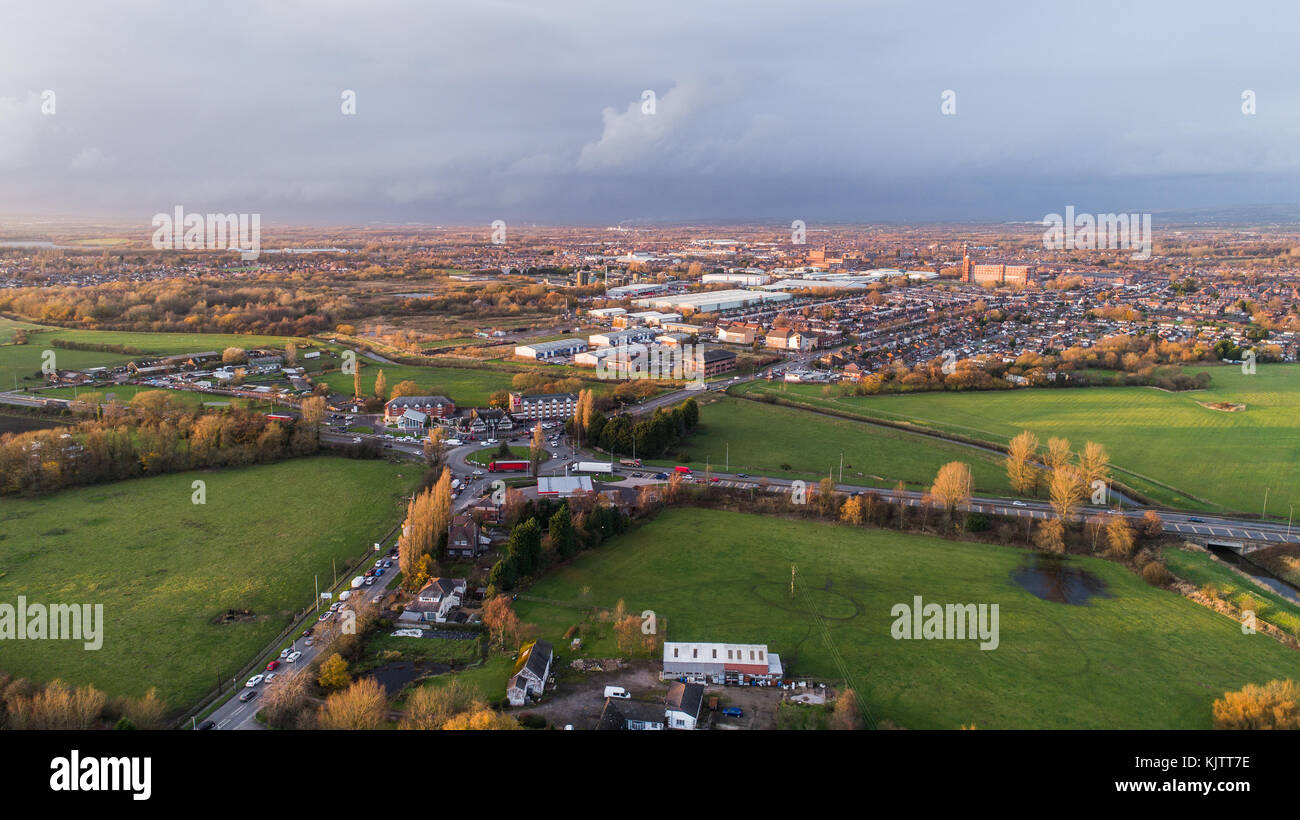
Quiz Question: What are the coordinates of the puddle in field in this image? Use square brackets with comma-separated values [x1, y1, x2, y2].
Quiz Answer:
[1011, 553, 1114, 605]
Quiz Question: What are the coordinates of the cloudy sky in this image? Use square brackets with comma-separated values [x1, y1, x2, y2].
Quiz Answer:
[4, 0, 1300, 225]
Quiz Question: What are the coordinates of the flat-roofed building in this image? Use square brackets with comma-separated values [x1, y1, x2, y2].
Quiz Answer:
[662, 641, 783, 684]
[514, 337, 589, 359]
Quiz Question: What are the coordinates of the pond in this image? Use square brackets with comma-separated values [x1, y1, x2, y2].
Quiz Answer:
[363, 661, 451, 695]
[1011, 553, 1114, 605]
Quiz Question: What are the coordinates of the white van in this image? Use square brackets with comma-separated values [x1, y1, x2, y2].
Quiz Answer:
[604, 686, 630, 699]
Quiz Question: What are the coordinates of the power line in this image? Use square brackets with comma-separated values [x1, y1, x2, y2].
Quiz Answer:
[794, 572, 877, 730]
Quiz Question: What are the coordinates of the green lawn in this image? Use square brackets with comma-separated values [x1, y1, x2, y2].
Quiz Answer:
[0, 457, 420, 709]
[466, 445, 530, 466]
[402, 655, 514, 705]
[516, 507, 1300, 729]
[734, 364, 1300, 513]
[315, 363, 514, 407]
[651, 396, 1014, 494]
[38, 383, 276, 411]
[0, 318, 340, 387]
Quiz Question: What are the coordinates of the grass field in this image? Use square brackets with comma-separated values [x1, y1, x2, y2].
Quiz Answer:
[466, 445, 530, 466]
[0, 457, 420, 709]
[38, 383, 276, 410]
[649, 396, 1015, 494]
[315, 363, 515, 407]
[734, 364, 1300, 513]
[0, 318, 338, 386]
[1161, 545, 1300, 636]
[515, 507, 1300, 729]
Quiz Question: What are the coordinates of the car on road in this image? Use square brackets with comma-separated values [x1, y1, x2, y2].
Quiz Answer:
[720, 706, 743, 717]
[318, 611, 333, 622]
[710, 477, 720, 483]
[245, 674, 264, 688]
[383, 560, 393, 568]
[329, 601, 342, 611]
[238, 689, 258, 703]
[375, 567, 385, 577]
[1106, 509, 1123, 515]
[486, 439, 498, 445]
[304, 637, 315, 647]
[266, 660, 281, 671]
[286, 651, 303, 663]
[365, 576, 376, 586]
[374, 559, 384, 568]
[301, 627, 313, 638]
[279, 648, 291, 659]
[364, 569, 374, 578]
[197, 720, 216, 730]
[352, 436, 362, 443]
[654, 472, 669, 480]
[736, 473, 748, 478]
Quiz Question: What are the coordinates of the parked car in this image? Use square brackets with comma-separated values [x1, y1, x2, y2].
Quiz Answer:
[604, 686, 630, 699]
[286, 651, 303, 663]
[238, 689, 258, 703]
[245, 674, 264, 688]
[720, 706, 743, 717]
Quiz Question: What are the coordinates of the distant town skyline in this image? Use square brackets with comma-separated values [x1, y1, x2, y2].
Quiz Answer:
[4, 1, 1300, 225]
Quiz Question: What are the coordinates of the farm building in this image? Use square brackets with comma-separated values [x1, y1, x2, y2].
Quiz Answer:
[662, 641, 782, 685]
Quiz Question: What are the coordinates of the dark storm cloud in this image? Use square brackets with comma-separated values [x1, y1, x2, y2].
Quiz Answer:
[2, 0, 1299, 224]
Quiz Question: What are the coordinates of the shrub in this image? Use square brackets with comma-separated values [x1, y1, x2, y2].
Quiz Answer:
[1141, 561, 1173, 587]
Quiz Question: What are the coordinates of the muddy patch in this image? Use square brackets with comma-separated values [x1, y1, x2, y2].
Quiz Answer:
[1011, 554, 1114, 605]
[1198, 401, 1246, 412]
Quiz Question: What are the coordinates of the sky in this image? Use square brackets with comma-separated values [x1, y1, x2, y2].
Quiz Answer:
[4, 0, 1300, 226]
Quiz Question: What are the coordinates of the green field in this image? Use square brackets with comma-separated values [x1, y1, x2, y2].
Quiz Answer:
[466, 445, 530, 466]
[38, 383, 276, 410]
[652, 396, 1014, 494]
[734, 364, 1300, 513]
[0, 318, 339, 386]
[516, 507, 1300, 729]
[315, 363, 515, 407]
[0, 457, 420, 709]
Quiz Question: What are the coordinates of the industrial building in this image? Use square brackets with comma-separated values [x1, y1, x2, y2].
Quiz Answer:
[513, 337, 589, 359]
[632, 288, 792, 315]
[662, 641, 783, 685]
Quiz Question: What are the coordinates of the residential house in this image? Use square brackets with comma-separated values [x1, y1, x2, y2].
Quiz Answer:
[446, 514, 485, 559]
[664, 681, 705, 729]
[398, 577, 467, 624]
[597, 698, 666, 731]
[507, 639, 554, 706]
